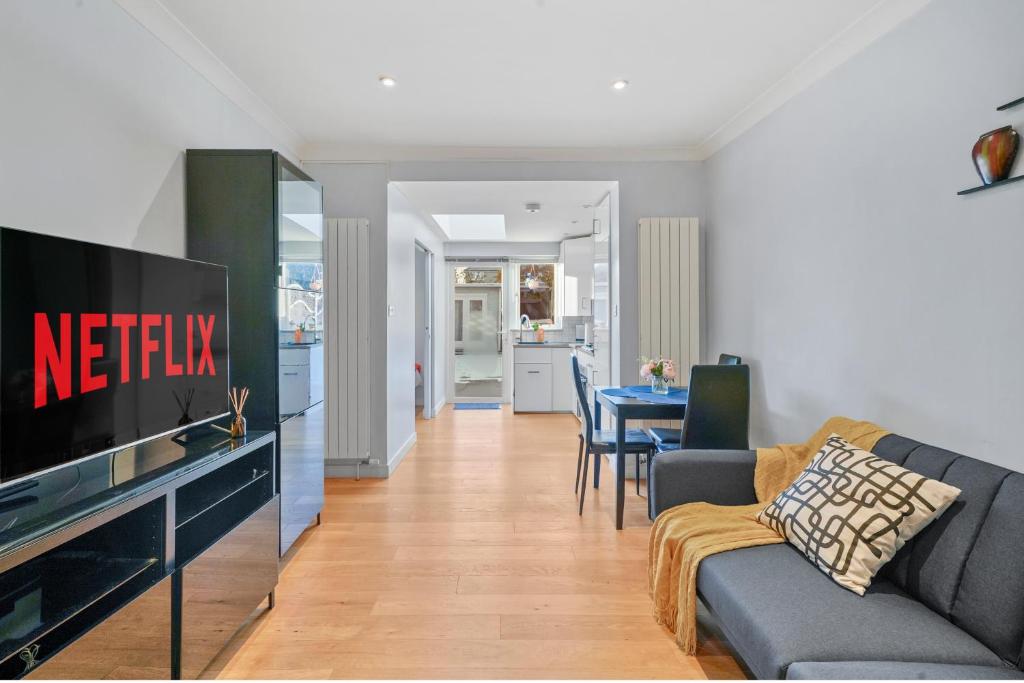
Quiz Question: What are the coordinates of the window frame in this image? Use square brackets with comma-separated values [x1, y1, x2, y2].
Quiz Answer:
[514, 261, 561, 328]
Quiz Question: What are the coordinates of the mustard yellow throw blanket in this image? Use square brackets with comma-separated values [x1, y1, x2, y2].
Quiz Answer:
[648, 416, 890, 654]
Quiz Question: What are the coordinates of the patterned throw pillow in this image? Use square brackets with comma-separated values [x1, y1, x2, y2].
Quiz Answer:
[757, 434, 961, 595]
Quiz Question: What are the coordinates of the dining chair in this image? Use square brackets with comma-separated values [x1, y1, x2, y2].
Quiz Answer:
[646, 364, 750, 452]
[571, 354, 655, 515]
[648, 353, 743, 450]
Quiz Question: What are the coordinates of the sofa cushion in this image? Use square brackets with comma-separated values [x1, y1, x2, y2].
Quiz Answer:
[697, 544, 1002, 679]
[897, 456, 1008, 617]
[867, 435, 1022, 662]
[786, 661, 1024, 680]
[757, 435, 960, 595]
[952, 473, 1024, 665]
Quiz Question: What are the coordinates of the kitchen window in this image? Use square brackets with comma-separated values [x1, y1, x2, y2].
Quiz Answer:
[517, 263, 557, 325]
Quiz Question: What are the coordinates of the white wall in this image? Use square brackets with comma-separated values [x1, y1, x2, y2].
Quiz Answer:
[444, 241, 560, 260]
[385, 184, 447, 469]
[0, 0, 297, 257]
[307, 162, 389, 472]
[706, 0, 1024, 469]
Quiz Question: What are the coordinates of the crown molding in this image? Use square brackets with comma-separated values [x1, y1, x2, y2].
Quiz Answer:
[697, 0, 933, 160]
[301, 143, 702, 164]
[113, 0, 305, 159]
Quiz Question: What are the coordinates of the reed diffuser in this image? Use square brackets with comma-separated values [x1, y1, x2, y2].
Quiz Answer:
[229, 386, 249, 438]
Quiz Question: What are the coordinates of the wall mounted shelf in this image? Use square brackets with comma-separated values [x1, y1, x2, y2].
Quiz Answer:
[996, 96, 1024, 111]
[957, 174, 1024, 196]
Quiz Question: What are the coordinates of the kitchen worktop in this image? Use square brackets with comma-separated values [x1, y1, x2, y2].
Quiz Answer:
[513, 341, 580, 348]
[279, 340, 323, 348]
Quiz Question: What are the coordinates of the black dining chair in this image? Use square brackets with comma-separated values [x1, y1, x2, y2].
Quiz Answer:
[571, 354, 655, 514]
[647, 353, 744, 450]
[646, 364, 750, 452]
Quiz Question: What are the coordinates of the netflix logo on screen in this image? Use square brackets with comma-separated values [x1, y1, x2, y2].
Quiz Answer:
[34, 312, 218, 408]
[1, 226, 229, 484]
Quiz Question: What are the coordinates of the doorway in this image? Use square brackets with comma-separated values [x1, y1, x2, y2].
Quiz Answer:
[415, 242, 435, 419]
[448, 262, 510, 403]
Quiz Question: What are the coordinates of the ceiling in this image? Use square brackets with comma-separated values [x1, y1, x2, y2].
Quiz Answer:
[147, 0, 923, 159]
[395, 181, 615, 242]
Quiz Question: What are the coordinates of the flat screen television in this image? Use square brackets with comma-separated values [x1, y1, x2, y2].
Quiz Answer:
[0, 227, 230, 485]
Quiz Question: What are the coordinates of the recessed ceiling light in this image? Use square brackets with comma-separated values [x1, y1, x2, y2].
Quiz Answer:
[525, 203, 541, 213]
[378, 75, 396, 88]
[611, 79, 629, 91]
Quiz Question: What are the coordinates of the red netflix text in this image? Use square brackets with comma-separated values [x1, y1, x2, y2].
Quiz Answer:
[33, 313, 217, 408]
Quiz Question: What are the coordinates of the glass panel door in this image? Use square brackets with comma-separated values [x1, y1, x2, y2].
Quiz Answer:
[450, 264, 505, 402]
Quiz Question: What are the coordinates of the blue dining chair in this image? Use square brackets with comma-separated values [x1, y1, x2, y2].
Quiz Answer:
[648, 353, 743, 450]
[571, 354, 655, 514]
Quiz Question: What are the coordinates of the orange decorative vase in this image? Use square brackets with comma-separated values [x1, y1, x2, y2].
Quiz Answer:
[535, 327, 545, 342]
[972, 126, 1019, 185]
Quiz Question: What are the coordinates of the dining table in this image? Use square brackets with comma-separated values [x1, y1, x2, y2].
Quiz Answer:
[593, 384, 688, 529]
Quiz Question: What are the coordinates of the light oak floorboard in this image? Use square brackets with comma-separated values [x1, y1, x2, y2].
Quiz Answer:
[209, 407, 745, 679]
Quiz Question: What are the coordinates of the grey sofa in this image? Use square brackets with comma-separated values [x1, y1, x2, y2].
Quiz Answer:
[650, 433, 1024, 680]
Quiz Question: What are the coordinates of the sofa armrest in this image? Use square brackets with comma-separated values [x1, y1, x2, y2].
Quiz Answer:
[786, 661, 1024, 680]
[649, 449, 757, 517]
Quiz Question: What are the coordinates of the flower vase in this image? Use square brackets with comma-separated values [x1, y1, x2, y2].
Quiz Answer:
[651, 375, 670, 395]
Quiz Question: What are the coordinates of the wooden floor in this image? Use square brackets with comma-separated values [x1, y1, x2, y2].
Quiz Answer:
[205, 406, 745, 679]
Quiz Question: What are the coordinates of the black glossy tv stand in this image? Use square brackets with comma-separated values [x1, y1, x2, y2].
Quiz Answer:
[0, 427, 278, 679]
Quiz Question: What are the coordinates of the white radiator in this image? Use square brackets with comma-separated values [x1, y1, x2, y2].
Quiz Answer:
[637, 217, 700, 431]
[324, 218, 372, 466]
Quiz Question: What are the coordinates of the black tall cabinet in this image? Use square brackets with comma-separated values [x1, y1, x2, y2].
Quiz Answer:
[185, 150, 325, 556]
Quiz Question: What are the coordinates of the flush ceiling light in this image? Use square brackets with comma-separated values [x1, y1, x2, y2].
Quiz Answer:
[611, 79, 629, 91]
[378, 75, 396, 88]
[525, 203, 541, 213]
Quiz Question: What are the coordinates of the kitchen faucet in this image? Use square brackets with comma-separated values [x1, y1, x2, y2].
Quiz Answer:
[519, 314, 531, 339]
[304, 314, 318, 342]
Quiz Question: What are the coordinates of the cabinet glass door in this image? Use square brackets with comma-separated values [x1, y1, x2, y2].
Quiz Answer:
[277, 159, 324, 346]
[277, 157, 324, 422]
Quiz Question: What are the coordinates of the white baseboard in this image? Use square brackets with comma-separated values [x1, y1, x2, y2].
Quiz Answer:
[324, 461, 389, 478]
[388, 432, 417, 473]
[323, 429, 419, 479]
[431, 398, 446, 417]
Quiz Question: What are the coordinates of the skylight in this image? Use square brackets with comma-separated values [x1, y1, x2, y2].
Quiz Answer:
[432, 214, 506, 241]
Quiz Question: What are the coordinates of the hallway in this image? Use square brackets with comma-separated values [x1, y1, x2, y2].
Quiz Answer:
[207, 407, 743, 679]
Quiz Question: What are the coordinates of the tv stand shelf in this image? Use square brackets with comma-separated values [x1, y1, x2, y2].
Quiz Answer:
[0, 427, 278, 679]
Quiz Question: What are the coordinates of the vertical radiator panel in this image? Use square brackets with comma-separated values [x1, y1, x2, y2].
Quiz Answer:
[638, 217, 701, 430]
[325, 218, 371, 465]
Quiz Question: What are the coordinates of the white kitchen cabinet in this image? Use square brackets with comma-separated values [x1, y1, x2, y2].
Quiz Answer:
[280, 363, 311, 416]
[559, 236, 593, 317]
[513, 345, 576, 413]
[550, 347, 575, 412]
[279, 343, 324, 416]
[514, 362, 552, 412]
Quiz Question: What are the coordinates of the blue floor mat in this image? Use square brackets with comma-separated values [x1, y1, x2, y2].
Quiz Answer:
[454, 403, 501, 410]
